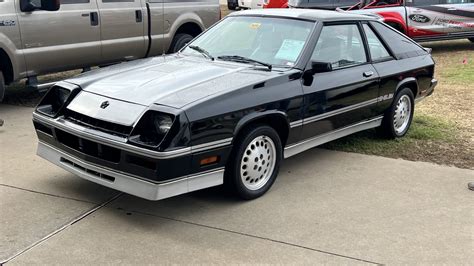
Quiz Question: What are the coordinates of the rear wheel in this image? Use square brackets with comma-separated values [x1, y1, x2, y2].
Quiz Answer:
[380, 88, 415, 139]
[169, 33, 194, 54]
[0, 71, 5, 102]
[226, 125, 282, 200]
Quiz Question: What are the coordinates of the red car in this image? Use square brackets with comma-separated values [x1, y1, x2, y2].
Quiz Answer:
[263, 0, 289, 8]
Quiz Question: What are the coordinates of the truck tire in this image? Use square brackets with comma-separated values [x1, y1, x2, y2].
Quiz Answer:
[169, 33, 194, 53]
[0, 71, 5, 102]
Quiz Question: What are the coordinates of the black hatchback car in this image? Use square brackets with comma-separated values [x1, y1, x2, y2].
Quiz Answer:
[33, 9, 437, 201]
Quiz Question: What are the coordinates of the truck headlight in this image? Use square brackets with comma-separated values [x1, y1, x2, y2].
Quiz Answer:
[129, 111, 175, 148]
[36, 85, 78, 117]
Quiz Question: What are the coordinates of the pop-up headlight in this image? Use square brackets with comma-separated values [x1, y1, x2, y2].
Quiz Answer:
[129, 111, 175, 148]
[36, 85, 78, 117]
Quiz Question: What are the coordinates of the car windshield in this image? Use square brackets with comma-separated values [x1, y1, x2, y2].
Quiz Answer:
[182, 16, 314, 68]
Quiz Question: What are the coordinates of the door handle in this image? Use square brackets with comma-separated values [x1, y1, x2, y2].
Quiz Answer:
[135, 10, 143, 23]
[363, 71, 374, 78]
[90, 12, 99, 26]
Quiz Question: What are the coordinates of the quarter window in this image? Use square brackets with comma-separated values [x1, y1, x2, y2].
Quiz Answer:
[311, 24, 367, 69]
[363, 24, 391, 62]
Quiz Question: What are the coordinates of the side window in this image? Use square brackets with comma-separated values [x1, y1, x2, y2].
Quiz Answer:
[362, 24, 392, 62]
[311, 24, 367, 69]
[370, 21, 427, 59]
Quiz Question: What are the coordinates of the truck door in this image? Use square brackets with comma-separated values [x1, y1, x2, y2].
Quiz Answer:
[405, 0, 449, 37]
[97, 0, 147, 63]
[17, 0, 101, 76]
[439, 0, 474, 35]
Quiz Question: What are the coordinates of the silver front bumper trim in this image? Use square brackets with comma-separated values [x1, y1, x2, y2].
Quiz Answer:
[37, 142, 224, 201]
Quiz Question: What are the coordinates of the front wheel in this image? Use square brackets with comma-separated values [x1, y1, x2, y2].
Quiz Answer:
[226, 125, 282, 200]
[168, 33, 194, 54]
[380, 88, 415, 139]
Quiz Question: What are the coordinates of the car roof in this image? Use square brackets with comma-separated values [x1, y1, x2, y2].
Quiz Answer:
[229, 8, 375, 22]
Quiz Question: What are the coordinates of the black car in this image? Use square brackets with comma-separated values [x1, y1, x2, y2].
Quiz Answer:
[33, 9, 437, 201]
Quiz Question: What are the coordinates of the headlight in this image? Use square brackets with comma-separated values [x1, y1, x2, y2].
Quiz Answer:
[129, 111, 175, 148]
[36, 85, 77, 117]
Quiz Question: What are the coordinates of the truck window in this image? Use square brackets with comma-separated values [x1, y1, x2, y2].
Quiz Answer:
[61, 0, 90, 3]
[369, 21, 427, 59]
[406, 0, 441, 6]
[440, 0, 474, 3]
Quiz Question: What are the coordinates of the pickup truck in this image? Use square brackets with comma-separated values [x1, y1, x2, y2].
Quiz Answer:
[0, 0, 220, 101]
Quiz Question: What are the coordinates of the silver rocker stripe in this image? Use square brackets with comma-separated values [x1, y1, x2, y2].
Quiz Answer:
[284, 116, 383, 159]
[289, 98, 379, 128]
[33, 112, 232, 159]
[302, 98, 379, 126]
[37, 141, 224, 201]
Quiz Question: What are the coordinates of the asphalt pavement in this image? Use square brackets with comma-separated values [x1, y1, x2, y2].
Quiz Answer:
[1, 104, 473, 264]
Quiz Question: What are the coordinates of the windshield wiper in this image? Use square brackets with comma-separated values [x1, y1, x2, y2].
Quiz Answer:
[217, 55, 272, 70]
[188, 45, 214, 61]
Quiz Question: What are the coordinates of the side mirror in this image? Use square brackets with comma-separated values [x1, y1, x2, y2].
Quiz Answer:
[311, 61, 332, 74]
[20, 0, 60, 12]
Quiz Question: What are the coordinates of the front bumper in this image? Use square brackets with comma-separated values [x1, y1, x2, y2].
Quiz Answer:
[37, 141, 224, 200]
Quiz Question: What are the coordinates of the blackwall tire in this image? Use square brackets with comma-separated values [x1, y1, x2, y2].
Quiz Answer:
[0, 71, 5, 102]
[380, 88, 415, 139]
[169, 33, 194, 54]
[226, 125, 282, 200]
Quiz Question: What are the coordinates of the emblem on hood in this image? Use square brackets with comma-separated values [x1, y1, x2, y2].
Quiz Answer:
[100, 101, 110, 109]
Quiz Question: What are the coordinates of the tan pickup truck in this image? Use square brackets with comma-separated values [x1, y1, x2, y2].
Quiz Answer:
[0, 0, 220, 101]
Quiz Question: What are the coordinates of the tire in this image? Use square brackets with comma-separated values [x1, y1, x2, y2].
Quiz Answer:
[380, 88, 415, 139]
[226, 125, 283, 200]
[468, 38, 474, 43]
[0, 71, 5, 102]
[168, 33, 194, 54]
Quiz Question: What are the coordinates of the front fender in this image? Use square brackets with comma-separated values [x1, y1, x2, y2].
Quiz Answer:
[233, 110, 289, 143]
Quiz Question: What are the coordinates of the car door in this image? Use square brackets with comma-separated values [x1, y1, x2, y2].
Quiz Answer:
[97, 0, 146, 63]
[439, 0, 474, 35]
[301, 23, 380, 140]
[17, 0, 101, 76]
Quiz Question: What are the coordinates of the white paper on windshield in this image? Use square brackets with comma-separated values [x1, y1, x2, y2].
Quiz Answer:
[275, 39, 305, 62]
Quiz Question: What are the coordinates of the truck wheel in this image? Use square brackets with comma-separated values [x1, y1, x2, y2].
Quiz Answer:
[226, 125, 282, 200]
[169, 33, 194, 53]
[0, 71, 5, 102]
[379, 88, 415, 139]
[468, 38, 474, 43]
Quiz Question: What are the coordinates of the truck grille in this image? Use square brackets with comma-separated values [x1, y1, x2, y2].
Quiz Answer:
[64, 110, 133, 138]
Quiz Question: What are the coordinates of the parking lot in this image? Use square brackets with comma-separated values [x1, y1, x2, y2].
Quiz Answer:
[1, 102, 473, 264]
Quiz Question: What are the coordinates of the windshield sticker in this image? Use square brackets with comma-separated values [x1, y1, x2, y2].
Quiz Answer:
[249, 23, 261, 30]
[275, 39, 305, 62]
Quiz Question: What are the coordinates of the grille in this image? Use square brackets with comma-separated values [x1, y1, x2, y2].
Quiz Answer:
[64, 110, 133, 138]
[56, 129, 121, 163]
[60, 158, 115, 182]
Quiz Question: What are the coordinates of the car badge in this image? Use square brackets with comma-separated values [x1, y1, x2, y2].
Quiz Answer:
[100, 101, 110, 109]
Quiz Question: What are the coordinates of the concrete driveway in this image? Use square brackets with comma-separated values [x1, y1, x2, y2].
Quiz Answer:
[1, 104, 473, 265]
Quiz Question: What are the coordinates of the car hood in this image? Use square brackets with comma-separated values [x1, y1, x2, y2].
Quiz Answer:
[67, 55, 273, 109]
